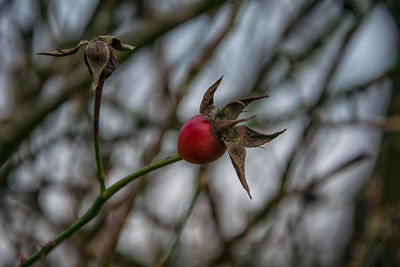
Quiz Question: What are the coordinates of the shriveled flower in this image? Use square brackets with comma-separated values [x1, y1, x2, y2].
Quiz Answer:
[178, 77, 286, 199]
[37, 35, 135, 92]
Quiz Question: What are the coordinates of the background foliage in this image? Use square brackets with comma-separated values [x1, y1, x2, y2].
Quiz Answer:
[0, 0, 399, 266]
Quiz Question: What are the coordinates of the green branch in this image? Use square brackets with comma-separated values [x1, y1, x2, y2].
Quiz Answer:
[93, 82, 106, 192]
[19, 153, 182, 267]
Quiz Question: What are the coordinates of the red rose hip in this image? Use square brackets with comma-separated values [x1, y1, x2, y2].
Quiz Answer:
[177, 115, 226, 164]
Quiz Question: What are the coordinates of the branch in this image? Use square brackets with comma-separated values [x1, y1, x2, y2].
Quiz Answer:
[158, 166, 205, 267]
[93, 81, 106, 192]
[120, 0, 230, 57]
[318, 116, 400, 133]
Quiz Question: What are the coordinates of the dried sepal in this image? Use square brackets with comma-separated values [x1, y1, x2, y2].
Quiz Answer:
[225, 141, 252, 199]
[232, 126, 286, 148]
[199, 76, 223, 119]
[213, 116, 256, 139]
[218, 95, 268, 120]
[37, 40, 89, 57]
[194, 77, 285, 199]
[98, 35, 136, 51]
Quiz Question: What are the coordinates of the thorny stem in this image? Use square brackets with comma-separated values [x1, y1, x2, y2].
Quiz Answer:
[94, 82, 106, 192]
[18, 153, 182, 267]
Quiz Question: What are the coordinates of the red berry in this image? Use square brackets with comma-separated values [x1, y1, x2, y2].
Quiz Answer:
[178, 115, 226, 164]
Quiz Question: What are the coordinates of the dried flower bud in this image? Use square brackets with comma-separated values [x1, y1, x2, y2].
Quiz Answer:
[37, 35, 135, 93]
[84, 37, 117, 92]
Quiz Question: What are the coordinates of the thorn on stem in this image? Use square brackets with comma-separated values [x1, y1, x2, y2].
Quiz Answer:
[19, 253, 26, 263]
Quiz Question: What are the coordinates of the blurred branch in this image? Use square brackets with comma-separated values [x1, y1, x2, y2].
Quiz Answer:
[19, 153, 182, 267]
[341, 3, 400, 265]
[249, 0, 321, 94]
[259, 0, 373, 231]
[158, 166, 205, 267]
[266, 0, 374, 229]
[175, 0, 242, 100]
[112, 250, 148, 267]
[318, 115, 400, 133]
[0, 70, 88, 168]
[204, 178, 225, 244]
[258, 74, 389, 126]
[121, 0, 230, 56]
[209, 152, 370, 266]
[0, 126, 84, 192]
[292, 152, 371, 198]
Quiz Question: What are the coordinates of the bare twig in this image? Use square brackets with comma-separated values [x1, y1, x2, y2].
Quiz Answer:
[158, 166, 205, 267]
[318, 116, 400, 133]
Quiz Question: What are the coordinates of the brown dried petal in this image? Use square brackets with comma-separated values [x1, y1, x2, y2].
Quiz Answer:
[199, 76, 223, 119]
[225, 141, 252, 199]
[218, 95, 268, 120]
[233, 126, 286, 147]
[37, 40, 89, 57]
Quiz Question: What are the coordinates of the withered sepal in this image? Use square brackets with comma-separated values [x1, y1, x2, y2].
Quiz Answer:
[200, 77, 286, 199]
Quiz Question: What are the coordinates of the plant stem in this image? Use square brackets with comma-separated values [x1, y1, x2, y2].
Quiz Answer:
[19, 153, 182, 267]
[104, 153, 182, 198]
[94, 82, 106, 192]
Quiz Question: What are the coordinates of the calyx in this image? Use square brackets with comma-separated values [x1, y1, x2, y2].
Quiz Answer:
[200, 76, 286, 199]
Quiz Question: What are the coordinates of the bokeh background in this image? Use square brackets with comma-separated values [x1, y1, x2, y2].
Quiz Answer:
[0, 0, 399, 266]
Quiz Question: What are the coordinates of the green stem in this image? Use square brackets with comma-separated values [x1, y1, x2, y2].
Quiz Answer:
[19, 153, 182, 267]
[104, 153, 182, 198]
[94, 82, 106, 192]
